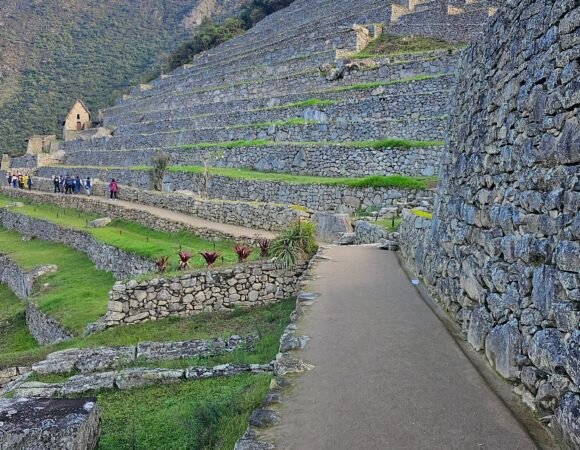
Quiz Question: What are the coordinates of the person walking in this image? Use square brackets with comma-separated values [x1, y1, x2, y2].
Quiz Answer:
[53, 175, 60, 193]
[74, 175, 81, 194]
[6, 173, 11, 186]
[84, 177, 91, 196]
[18, 174, 24, 189]
[59, 175, 65, 194]
[11, 175, 18, 189]
[109, 178, 118, 200]
[26, 175, 33, 191]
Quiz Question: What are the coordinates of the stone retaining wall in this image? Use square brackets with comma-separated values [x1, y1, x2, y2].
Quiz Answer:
[36, 167, 434, 212]
[0, 255, 35, 299]
[105, 261, 307, 327]
[354, 220, 389, 244]
[9, 180, 304, 232]
[399, 2, 579, 446]
[0, 208, 155, 279]
[26, 302, 73, 346]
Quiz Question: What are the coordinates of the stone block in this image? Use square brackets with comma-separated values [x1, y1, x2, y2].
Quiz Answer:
[87, 217, 111, 228]
[484, 320, 522, 380]
[313, 212, 353, 243]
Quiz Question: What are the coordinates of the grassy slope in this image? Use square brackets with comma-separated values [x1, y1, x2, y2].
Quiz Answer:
[0, 285, 38, 358]
[0, 228, 114, 335]
[96, 374, 270, 450]
[352, 33, 465, 59]
[0, 297, 294, 370]
[0, 0, 242, 155]
[0, 196, 253, 268]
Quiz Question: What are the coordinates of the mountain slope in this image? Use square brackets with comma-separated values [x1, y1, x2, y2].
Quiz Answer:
[0, 0, 242, 155]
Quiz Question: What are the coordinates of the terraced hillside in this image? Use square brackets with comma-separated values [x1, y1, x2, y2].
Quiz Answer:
[12, 0, 496, 224]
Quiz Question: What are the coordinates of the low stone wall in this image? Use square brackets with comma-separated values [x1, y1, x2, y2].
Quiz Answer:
[105, 261, 307, 327]
[0, 255, 35, 299]
[13, 363, 272, 398]
[354, 220, 389, 244]
[26, 302, 73, 346]
[36, 168, 434, 212]
[21, 177, 305, 232]
[31, 334, 258, 374]
[398, 211, 432, 276]
[0, 207, 156, 279]
[0, 397, 101, 450]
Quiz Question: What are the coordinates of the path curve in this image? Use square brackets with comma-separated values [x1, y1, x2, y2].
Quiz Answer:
[269, 246, 539, 450]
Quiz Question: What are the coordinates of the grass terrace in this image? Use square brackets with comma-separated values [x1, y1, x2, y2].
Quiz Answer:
[326, 74, 446, 93]
[0, 228, 114, 336]
[166, 166, 435, 189]
[174, 137, 444, 151]
[352, 33, 465, 59]
[0, 194, 257, 269]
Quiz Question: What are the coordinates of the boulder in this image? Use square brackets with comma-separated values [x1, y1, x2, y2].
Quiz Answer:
[0, 397, 100, 450]
[312, 212, 352, 243]
[87, 217, 111, 228]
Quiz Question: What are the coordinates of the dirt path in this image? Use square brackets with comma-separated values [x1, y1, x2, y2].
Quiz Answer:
[7, 189, 276, 240]
[270, 246, 538, 450]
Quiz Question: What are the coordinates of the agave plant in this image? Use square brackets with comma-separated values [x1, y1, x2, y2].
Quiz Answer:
[258, 239, 270, 257]
[177, 251, 192, 270]
[200, 251, 220, 268]
[155, 256, 169, 273]
[234, 245, 252, 263]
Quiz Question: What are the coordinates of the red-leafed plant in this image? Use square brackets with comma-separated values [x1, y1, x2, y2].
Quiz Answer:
[258, 239, 270, 257]
[200, 251, 220, 268]
[234, 245, 252, 263]
[178, 251, 192, 270]
[155, 256, 169, 273]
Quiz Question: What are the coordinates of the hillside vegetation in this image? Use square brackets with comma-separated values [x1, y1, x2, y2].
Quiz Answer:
[0, 0, 242, 155]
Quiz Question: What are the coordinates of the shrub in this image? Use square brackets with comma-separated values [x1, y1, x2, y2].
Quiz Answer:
[270, 221, 317, 269]
[150, 151, 170, 191]
[155, 256, 169, 273]
[258, 239, 270, 257]
[177, 251, 192, 270]
[200, 251, 220, 268]
[234, 245, 252, 263]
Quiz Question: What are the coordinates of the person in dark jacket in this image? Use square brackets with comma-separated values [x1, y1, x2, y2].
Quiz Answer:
[74, 175, 82, 194]
[84, 177, 91, 196]
[53, 175, 60, 193]
[27, 176, 33, 190]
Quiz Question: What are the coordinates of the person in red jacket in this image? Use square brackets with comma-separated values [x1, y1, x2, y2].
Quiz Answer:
[109, 178, 118, 199]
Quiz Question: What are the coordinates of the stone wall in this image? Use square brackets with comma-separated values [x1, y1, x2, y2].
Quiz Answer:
[399, 2, 579, 446]
[105, 261, 307, 327]
[26, 302, 73, 346]
[0, 255, 34, 299]
[36, 168, 434, 212]
[0, 208, 155, 279]
[7, 180, 304, 232]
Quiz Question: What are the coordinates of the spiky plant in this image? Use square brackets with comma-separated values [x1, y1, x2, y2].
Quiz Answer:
[234, 245, 252, 263]
[155, 256, 169, 273]
[200, 251, 220, 268]
[258, 239, 270, 257]
[270, 220, 317, 269]
[178, 251, 192, 270]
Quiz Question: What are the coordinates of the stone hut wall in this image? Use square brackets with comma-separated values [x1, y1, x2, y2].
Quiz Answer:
[104, 261, 307, 327]
[399, 1, 579, 446]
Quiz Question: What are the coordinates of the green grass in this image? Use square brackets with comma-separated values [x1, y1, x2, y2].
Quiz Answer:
[327, 74, 445, 93]
[0, 195, 254, 268]
[411, 209, 433, 219]
[0, 298, 294, 371]
[0, 228, 114, 336]
[229, 117, 317, 129]
[372, 217, 403, 232]
[95, 374, 270, 450]
[166, 166, 433, 190]
[0, 285, 38, 358]
[177, 139, 273, 150]
[353, 33, 464, 59]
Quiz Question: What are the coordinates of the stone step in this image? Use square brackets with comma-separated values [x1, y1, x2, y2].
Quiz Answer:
[62, 142, 443, 178]
[64, 115, 448, 153]
[36, 166, 435, 213]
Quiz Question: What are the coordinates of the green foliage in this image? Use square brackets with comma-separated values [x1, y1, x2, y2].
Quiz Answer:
[164, 165, 434, 189]
[96, 374, 270, 449]
[352, 33, 464, 59]
[0, 0, 214, 155]
[271, 221, 317, 269]
[150, 151, 170, 191]
[0, 285, 37, 357]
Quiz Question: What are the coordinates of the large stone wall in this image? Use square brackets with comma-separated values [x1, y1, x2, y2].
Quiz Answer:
[36, 168, 434, 212]
[0, 208, 155, 279]
[105, 261, 307, 327]
[399, 2, 579, 446]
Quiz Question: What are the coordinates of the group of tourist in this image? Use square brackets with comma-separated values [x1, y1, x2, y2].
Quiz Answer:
[6, 173, 33, 190]
[51, 175, 119, 199]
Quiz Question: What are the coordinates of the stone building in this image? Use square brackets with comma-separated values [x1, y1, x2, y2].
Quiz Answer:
[26, 135, 58, 154]
[63, 100, 92, 141]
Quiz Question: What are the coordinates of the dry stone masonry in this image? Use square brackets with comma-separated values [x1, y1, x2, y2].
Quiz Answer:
[399, 1, 579, 447]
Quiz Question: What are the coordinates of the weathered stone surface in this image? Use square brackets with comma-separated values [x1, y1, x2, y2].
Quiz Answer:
[26, 302, 72, 346]
[354, 220, 388, 244]
[249, 409, 279, 428]
[87, 217, 111, 228]
[61, 372, 117, 395]
[313, 212, 353, 243]
[0, 397, 100, 450]
[485, 321, 522, 380]
[115, 368, 184, 390]
[552, 393, 580, 450]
